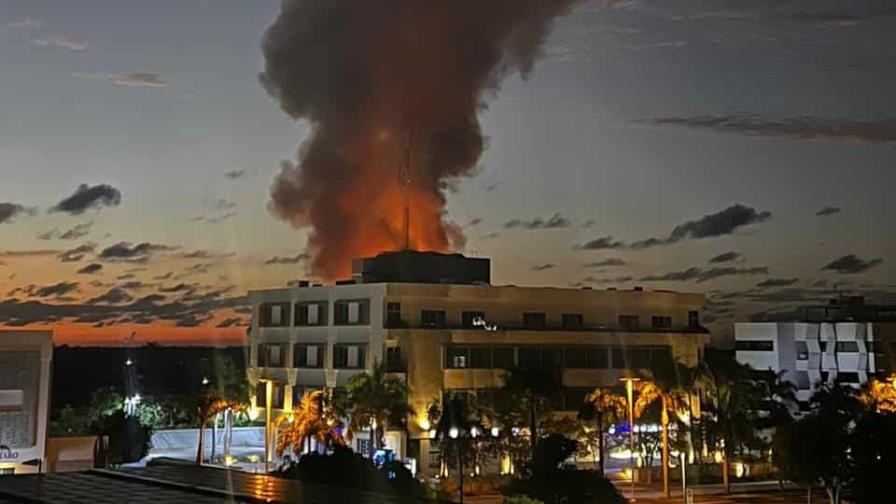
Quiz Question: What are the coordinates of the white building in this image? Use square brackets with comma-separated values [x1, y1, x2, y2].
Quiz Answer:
[735, 321, 876, 405]
[0, 331, 53, 475]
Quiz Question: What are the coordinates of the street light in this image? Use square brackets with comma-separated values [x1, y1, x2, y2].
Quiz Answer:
[620, 376, 641, 502]
[258, 379, 275, 473]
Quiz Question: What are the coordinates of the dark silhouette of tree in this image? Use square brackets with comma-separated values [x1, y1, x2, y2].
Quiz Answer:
[579, 387, 626, 475]
[344, 359, 413, 457]
[501, 365, 562, 461]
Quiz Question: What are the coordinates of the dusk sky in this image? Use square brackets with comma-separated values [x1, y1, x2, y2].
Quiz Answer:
[1, 0, 894, 346]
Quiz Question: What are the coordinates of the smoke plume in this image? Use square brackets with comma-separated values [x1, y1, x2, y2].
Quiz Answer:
[260, 0, 579, 279]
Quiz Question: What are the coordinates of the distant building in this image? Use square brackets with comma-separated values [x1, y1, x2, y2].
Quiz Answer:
[247, 251, 708, 476]
[0, 331, 53, 475]
[735, 296, 896, 408]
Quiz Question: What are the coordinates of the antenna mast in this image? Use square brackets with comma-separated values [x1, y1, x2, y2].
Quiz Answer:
[401, 129, 412, 250]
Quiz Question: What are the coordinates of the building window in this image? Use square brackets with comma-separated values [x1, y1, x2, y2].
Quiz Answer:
[334, 300, 369, 325]
[735, 340, 774, 351]
[446, 346, 469, 369]
[492, 347, 515, 369]
[385, 346, 404, 372]
[259, 303, 291, 327]
[421, 310, 447, 328]
[523, 312, 546, 330]
[561, 313, 584, 330]
[610, 346, 625, 369]
[333, 344, 365, 369]
[588, 347, 610, 369]
[461, 310, 485, 328]
[541, 347, 562, 368]
[652, 316, 672, 330]
[835, 341, 860, 353]
[796, 341, 809, 360]
[563, 348, 587, 368]
[518, 347, 541, 368]
[257, 343, 285, 367]
[820, 371, 829, 384]
[632, 347, 652, 368]
[818, 341, 828, 352]
[618, 315, 639, 330]
[294, 302, 327, 326]
[836, 372, 860, 383]
[256, 381, 285, 409]
[293, 344, 324, 368]
[688, 310, 700, 327]
[795, 371, 810, 390]
[470, 347, 491, 368]
[385, 302, 403, 327]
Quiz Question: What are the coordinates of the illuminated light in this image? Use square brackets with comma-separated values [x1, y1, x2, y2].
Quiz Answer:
[734, 462, 746, 478]
[511, 427, 521, 437]
[248, 407, 259, 421]
[224, 455, 237, 466]
[202, 376, 210, 386]
[418, 418, 431, 432]
[490, 427, 500, 438]
[714, 451, 723, 464]
[248, 454, 260, 463]
[428, 429, 437, 439]
[608, 426, 616, 435]
[448, 427, 459, 439]
[470, 426, 479, 438]
[125, 358, 133, 366]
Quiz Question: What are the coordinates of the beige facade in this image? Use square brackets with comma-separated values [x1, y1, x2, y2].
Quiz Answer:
[247, 276, 707, 474]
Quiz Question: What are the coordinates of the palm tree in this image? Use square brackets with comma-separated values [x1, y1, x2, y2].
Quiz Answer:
[859, 376, 896, 414]
[501, 365, 562, 461]
[194, 393, 243, 465]
[580, 387, 626, 475]
[344, 358, 413, 457]
[634, 361, 691, 498]
[428, 393, 486, 503]
[276, 389, 344, 457]
[697, 350, 764, 494]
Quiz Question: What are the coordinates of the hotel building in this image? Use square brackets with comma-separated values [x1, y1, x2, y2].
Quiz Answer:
[247, 251, 708, 475]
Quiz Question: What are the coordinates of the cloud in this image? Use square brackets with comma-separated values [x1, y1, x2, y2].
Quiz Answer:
[27, 281, 79, 299]
[99, 242, 174, 262]
[575, 236, 625, 250]
[815, 206, 842, 217]
[264, 253, 309, 265]
[531, 263, 557, 271]
[51, 184, 121, 215]
[821, 254, 883, 274]
[9, 18, 42, 29]
[87, 287, 133, 305]
[504, 213, 571, 230]
[183, 250, 211, 259]
[30, 34, 89, 51]
[0, 203, 34, 224]
[640, 266, 768, 283]
[756, 278, 799, 288]
[108, 72, 168, 88]
[638, 113, 896, 145]
[631, 204, 772, 248]
[41, 222, 93, 241]
[216, 317, 245, 328]
[468, 218, 483, 226]
[206, 211, 238, 224]
[581, 219, 595, 229]
[58, 243, 96, 263]
[77, 263, 103, 275]
[709, 251, 742, 263]
[584, 258, 627, 267]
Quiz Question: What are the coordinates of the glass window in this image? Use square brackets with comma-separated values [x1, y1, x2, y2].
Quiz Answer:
[295, 302, 326, 326]
[386, 302, 402, 327]
[795, 371, 810, 390]
[632, 347, 651, 368]
[257, 343, 285, 367]
[421, 309, 447, 328]
[735, 340, 774, 351]
[836, 372, 860, 383]
[835, 341, 859, 353]
[518, 347, 540, 368]
[470, 347, 491, 368]
[618, 315, 639, 329]
[446, 346, 469, 369]
[564, 348, 587, 368]
[588, 347, 609, 369]
[610, 346, 625, 369]
[541, 347, 562, 368]
[334, 300, 369, 325]
[260, 303, 291, 327]
[688, 310, 700, 327]
[796, 341, 809, 360]
[651, 316, 672, 329]
[523, 312, 546, 329]
[561, 313, 584, 330]
[462, 310, 485, 328]
[492, 347, 515, 369]
[294, 344, 323, 368]
[333, 344, 365, 369]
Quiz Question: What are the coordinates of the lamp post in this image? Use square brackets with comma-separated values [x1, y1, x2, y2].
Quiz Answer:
[259, 379, 274, 473]
[620, 376, 641, 502]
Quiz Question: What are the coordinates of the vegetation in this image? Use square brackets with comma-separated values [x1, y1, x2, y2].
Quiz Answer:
[579, 387, 626, 474]
[342, 359, 413, 457]
[500, 366, 563, 460]
[276, 389, 344, 456]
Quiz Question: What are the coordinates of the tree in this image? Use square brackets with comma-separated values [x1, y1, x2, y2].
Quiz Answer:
[579, 387, 626, 475]
[635, 360, 692, 497]
[193, 393, 243, 465]
[501, 366, 562, 461]
[859, 376, 896, 414]
[428, 392, 486, 503]
[849, 411, 896, 503]
[276, 389, 344, 456]
[697, 351, 765, 493]
[344, 359, 413, 457]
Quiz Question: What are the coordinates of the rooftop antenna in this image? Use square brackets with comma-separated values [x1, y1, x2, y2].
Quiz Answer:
[400, 128, 412, 251]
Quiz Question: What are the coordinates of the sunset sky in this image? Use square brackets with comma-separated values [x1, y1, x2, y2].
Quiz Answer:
[1, 0, 894, 346]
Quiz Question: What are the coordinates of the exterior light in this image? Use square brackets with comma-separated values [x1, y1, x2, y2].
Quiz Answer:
[248, 407, 259, 421]
[202, 376, 210, 386]
[418, 418, 431, 431]
[429, 429, 437, 439]
[125, 358, 133, 366]
[449, 427, 459, 439]
[490, 427, 500, 438]
[470, 426, 479, 438]
[511, 427, 521, 436]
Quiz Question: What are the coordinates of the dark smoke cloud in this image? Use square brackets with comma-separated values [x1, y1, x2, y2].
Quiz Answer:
[583, 258, 626, 267]
[0, 203, 34, 224]
[264, 253, 309, 265]
[260, 0, 580, 279]
[631, 204, 771, 248]
[821, 254, 883, 274]
[575, 236, 625, 250]
[815, 206, 841, 217]
[709, 251, 741, 263]
[77, 263, 103, 275]
[99, 242, 174, 262]
[639, 266, 768, 283]
[51, 183, 122, 215]
[530, 262, 557, 271]
[504, 213, 572, 230]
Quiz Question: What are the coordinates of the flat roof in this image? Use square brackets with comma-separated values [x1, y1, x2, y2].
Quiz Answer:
[0, 466, 444, 503]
